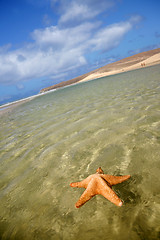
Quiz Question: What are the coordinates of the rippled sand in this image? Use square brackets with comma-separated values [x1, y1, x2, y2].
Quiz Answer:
[0, 65, 160, 240]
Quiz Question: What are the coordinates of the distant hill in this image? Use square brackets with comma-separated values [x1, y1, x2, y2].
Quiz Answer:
[40, 48, 160, 93]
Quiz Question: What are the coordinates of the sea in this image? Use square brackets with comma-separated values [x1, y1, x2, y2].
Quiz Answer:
[0, 64, 160, 240]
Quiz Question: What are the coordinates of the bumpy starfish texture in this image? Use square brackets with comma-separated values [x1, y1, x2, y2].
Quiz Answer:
[70, 167, 130, 208]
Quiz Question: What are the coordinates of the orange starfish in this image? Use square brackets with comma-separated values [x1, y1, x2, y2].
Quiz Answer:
[70, 167, 130, 208]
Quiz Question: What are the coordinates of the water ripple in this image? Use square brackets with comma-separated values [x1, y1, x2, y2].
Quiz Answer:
[0, 64, 160, 240]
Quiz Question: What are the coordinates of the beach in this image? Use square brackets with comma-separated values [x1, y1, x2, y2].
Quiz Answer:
[80, 52, 160, 82]
[1, 49, 160, 113]
[40, 48, 160, 93]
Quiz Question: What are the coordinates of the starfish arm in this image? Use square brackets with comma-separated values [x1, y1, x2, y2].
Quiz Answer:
[75, 179, 96, 208]
[70, 176, 92, 188]
[98, 177, 123, 206]
[101, 174, 130, 186]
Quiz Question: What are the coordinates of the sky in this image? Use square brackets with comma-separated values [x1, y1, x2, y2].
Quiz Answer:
[0, 0, 160, 105]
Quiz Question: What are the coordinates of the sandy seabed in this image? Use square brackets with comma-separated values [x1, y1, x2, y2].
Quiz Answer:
[0, 64, 160, 240]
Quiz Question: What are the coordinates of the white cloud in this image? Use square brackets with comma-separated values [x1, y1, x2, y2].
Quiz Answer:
[58, 0, 115, 27]
[31, 22, 97, 49]
[59, 2, 99, 25]
[90, 21, 132, 52]
[0, 0, 142, 86]
[0, 38, 88, 84]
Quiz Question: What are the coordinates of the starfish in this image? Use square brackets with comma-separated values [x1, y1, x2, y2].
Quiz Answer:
[70, 167, 130, 208]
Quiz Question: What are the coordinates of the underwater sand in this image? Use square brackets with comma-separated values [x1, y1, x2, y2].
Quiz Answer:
[0, 64, 160, 240]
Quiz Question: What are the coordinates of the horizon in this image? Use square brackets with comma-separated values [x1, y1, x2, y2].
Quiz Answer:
[0, 0, 160, 105]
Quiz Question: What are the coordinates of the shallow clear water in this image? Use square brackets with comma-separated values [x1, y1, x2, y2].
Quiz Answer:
[0, 65, 160, 240]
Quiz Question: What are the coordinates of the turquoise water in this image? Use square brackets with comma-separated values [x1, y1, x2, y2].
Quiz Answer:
[0, 65, 160, 240]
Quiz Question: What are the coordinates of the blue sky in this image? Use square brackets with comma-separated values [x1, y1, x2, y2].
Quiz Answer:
[0, 0, 160, 105]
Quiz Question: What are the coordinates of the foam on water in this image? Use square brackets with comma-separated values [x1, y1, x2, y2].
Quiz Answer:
[0, 65, 160, 240]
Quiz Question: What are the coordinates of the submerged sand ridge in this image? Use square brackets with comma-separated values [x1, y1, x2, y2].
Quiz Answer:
[40, 48, 160, 93]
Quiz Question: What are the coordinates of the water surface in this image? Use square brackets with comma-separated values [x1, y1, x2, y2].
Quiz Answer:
[0, 65, 160, 240]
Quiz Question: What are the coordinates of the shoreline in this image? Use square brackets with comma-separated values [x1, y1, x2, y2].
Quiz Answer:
[0, 90, 56, 116]
[1, 49, 160, 114]
[0, 87, 60, 116]
[79, 52, 160, 83]
[0, 95, 36, 110]
[40, 48, 160, 93]
[1, 61, 160, 116]
[0, 96, 35, 116]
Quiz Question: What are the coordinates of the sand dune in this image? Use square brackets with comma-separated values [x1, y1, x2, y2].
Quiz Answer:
[80, 52, 160, 82]
[40, 48, 160, 93]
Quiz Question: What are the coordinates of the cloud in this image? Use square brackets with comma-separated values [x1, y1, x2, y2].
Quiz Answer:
[0, 40, 87, 84]
[31, 22, 98, 49]
[59, 2, 99, 26]
[17, 54, 26, 62]
[90, 21, 132, 52]
[58, 0, 115, 26]
[0, 0, 142, 86]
